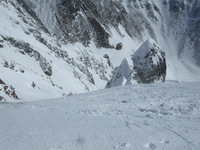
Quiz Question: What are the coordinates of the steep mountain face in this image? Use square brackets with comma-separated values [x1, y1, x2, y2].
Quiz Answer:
[0, 0, 200, 101]
[20, 0, 200, 71]
[20, 0, 200, 58]
[0, 0, 113, 101]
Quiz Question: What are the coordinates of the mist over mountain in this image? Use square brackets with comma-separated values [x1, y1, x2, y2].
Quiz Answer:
[0, 0, 200, 101]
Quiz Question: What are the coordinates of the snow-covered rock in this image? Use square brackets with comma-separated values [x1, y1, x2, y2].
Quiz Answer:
[106, 59, 136, 88]
[0, 79, 19, 101]
[106, 39, 166, 87]
[132, 39, 166, 83]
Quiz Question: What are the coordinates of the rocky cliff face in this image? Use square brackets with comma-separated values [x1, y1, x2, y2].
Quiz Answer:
[21, 0, 157, 48]
[0, 0, 200, 101]
[20, 0, 200, 64]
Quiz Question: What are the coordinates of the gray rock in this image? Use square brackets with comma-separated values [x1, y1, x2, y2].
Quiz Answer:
[0, 79, 5, 85]
[103, 54, 112, 67]
[39, 57, 52, 76]
[132, 39, 166, 83]
[116, 43, 123, 50]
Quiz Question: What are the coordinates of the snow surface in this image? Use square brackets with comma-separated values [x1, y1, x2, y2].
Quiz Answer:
[1, 82, 200, 150]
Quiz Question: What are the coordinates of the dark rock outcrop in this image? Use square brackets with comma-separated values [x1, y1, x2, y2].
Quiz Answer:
[0, 96, 6, 101]
[4, 36, 53, 76]
[0, 79, 5, 85]
[56, 0, 111, 48]
[106, 39, 167, 88]
[103, 54, 112, 67]
[0, 79, 19, 101]
[132, 39, 167, 83]
[116, 43, 123, 50]
[20, 0, 200, 66]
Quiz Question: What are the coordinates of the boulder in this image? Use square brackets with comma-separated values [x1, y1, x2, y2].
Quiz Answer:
[132, 38, 166, 83]
[116, 43, 123, 50]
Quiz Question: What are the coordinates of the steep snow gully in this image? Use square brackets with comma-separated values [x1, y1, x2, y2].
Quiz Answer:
[0, 82, 200, 150]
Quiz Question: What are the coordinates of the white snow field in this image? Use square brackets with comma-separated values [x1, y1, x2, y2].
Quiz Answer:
[0, 82, 200, 150]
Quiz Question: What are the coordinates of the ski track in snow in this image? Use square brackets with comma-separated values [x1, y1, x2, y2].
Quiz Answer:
[0, 82, 200, 150]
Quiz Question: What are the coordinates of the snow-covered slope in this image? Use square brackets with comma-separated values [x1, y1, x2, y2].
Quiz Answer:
[0, 0, 112, 101]
[1, 82, 200, 150]
[1, 0, 200, 101]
